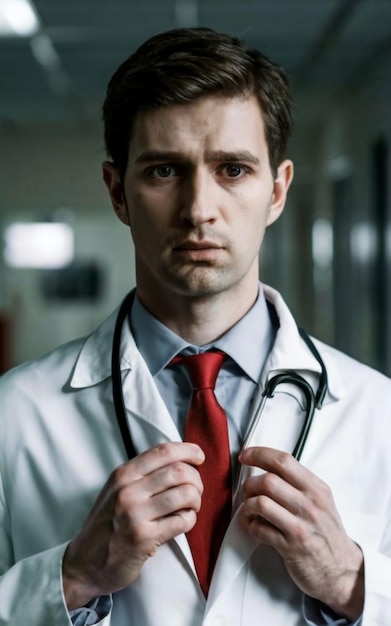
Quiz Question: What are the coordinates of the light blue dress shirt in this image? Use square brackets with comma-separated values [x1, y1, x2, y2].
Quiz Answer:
[131, 285, 274, 478]
[70, 285, 360, 626]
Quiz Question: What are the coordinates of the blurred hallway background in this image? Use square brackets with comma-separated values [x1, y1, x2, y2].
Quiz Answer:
[1, 0, 391, 374]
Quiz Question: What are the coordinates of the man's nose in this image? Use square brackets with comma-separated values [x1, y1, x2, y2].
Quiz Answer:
[179, 169, 219, 225]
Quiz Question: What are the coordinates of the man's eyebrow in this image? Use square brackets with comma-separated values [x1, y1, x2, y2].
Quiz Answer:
[206, 150, 260, 165]
[134, 149, 260, 165]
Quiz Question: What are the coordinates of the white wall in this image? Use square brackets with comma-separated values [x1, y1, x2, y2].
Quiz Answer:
[0, 122, 136, 365]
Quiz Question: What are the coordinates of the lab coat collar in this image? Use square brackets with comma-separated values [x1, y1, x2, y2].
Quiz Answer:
[263, 284, 344, 402]
[70, 285, 344, 403]
[70, 301, 138, 388]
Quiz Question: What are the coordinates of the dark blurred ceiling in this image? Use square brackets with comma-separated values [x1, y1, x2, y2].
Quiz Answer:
[1, 0, 391, 126]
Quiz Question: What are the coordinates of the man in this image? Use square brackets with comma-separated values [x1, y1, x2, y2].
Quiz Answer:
[0, 27, 390, 625]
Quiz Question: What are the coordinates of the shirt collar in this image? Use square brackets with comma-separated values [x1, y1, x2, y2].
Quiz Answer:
[69, 284, 344, 404]
[130, 283, 275, 383]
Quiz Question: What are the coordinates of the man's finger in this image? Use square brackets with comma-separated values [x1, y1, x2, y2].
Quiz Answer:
[115, 442, 205, 485]
[239, 446, 320, 492]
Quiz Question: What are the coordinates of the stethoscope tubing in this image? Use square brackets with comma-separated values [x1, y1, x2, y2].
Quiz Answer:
[111, 291, 138, 459]
[243, 370, 316, 462]
[111, 292, 328, 463]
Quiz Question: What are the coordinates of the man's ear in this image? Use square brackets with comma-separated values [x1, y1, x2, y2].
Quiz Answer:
[267, 159, 294, 227]
[102, 161, 130, 226]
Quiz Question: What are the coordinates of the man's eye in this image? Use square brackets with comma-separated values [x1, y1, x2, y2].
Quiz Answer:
[152, 165, 174, 178]
[224, 164, 245, 178]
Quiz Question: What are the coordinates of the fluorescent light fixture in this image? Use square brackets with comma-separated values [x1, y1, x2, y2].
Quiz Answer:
[4, 222, 74, 269]
[312, 218, 333, 269]
[350, 222, 377, 265]
[0, 0, 40, 37]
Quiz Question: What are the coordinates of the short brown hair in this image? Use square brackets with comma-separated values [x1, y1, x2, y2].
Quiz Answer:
[103, 27, 293, 178]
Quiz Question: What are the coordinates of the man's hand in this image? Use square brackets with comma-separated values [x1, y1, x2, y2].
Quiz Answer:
[239, 446, 364, 620]
[63, 442, 204, 609]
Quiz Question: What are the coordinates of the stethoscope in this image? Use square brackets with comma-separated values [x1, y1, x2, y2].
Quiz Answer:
[111, 291, 328, 463]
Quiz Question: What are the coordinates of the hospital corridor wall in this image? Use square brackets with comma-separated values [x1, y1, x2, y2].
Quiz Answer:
[262, 52, 391, 376]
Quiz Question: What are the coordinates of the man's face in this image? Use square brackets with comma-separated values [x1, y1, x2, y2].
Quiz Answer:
[104, 95, 293, 307]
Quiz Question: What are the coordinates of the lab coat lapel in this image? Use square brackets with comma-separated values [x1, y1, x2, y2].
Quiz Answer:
[206, 396, 308, 608]
[206, 286, 346, 607]
[70, 304, 196, 566]
[120, 362, 197, 564]
[120, 358, 182, 447]
[263, 284, 344, 403]
[206, 506, 259, 607]
[70, 304, 182, 445]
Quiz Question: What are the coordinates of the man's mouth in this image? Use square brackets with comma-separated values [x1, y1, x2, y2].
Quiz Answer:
[173, 240, 223, 260]
[174, 240, 222, 251]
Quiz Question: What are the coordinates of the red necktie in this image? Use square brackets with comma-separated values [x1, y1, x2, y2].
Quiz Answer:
[173, 350, 232, 596]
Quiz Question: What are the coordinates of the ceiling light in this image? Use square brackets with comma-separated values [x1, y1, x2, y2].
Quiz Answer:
[0, 0, 40, 37]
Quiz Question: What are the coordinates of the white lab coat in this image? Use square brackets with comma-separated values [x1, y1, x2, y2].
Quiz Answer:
[1, 285, 391, 625]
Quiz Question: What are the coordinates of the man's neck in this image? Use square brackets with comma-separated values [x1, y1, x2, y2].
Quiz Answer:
[136, 282, 259, 346]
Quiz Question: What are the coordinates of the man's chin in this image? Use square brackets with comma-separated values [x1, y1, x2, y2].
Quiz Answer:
[165, 269, 232, 298]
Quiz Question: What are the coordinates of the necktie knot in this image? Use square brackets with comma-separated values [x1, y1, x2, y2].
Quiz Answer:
[173, 350, 226, 391]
